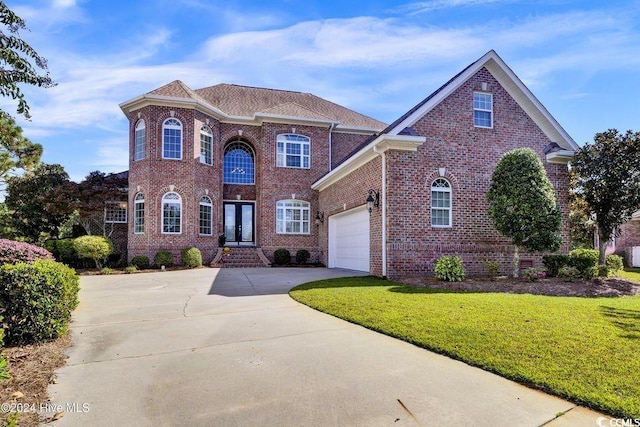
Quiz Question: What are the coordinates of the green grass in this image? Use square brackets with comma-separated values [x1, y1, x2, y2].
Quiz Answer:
[619, 268, 640, 283]
[290, 276, 640, 418]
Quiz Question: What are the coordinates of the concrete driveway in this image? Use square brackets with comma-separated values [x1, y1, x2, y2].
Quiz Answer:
[48, 268, 607, 426]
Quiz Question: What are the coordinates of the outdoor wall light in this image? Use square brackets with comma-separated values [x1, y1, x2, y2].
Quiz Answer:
[315, 212, 324, 226]
[366, 189, 380, 214]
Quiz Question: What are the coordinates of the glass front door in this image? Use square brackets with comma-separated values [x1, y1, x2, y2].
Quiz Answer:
[224, 202, 255, 244]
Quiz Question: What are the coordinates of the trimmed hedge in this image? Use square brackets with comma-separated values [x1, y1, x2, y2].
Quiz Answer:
[154, 250, 174, 268]
[434, 255, 466, 282]
[606, 254, 624, 276]
[296, 249, 310, 265]
[273, 248, 290, 266]
[130, 255, 150, 270]
[542, 254, 571, 277]
[0, 259, 79, 345]
[568, 248, 599, 279]
[73, 236, 114, 269]
[0, 239, 54, 266]
[181, 247, 202, 268]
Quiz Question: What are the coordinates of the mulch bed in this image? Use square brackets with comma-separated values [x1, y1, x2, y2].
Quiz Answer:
[0, 334, 70, 426]
[397, 275, 640, 297]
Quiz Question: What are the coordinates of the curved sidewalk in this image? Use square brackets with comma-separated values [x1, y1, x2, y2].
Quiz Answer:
[49, 268, 608, 426]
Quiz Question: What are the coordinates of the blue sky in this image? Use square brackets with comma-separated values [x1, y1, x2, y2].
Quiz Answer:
[4, 0, 640, 182]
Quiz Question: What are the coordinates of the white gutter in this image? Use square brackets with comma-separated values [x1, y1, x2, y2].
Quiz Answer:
[545, 150, 574, 164]
[372, 145, 387, 277]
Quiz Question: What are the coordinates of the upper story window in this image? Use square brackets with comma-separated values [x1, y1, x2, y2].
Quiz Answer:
[473, 92, 493, 128]
[134, 193, 144, 234]
[105, 201, 127, 223]
[223, 142, 254, 184]
[431, 178, 452, 228]
[163, 118, 182, 159]
[134, 120, 145, 161]
[199, 195, 213, 236]
[277, 134, 310, 169]
[276, 200, 310, 235]
[162, 192, 182, 234]
[200, 126, 213, 165]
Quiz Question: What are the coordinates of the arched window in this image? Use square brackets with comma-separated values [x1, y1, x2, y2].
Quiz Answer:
[162, 118, 182, 159]
[199, 195, 213, 235]
[276, 200, 310, 234]
[134, 120, 145, 161]
[431, 178, 452, 227]
[162, 192, 182, 234]
[277, 134, 310, 169]
[223, 142, 254, 184]
[200, 126, 213, 165]
[134, 193, 144, 234]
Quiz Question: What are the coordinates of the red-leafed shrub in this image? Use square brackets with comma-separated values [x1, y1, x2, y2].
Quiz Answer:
[0, 239, 54, 266]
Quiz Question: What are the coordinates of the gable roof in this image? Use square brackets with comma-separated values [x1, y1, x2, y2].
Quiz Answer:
[121, 82, 386, 133]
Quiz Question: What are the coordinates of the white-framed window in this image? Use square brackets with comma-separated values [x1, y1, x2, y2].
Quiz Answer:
[162, 192, 182, 234]
[276, 134, 310, 169]
[199, 195, 212, 236]
[200, 125, 213, 165]
[276, 200, 310, 234]
[431, 178, 452, 227]
[163, 118, 182, 159]
[134, 120, 145, 161]
[223, 142, 255, 184]
[473, 92, 493, 128]
[134, 193, 144, 234]
[105, 201, 127, 223]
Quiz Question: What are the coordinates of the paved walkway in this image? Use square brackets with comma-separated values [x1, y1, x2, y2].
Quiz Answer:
[49, 268, 608, 426]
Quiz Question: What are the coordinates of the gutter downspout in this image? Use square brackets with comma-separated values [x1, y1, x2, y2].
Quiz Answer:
[372, 145, 387, 278]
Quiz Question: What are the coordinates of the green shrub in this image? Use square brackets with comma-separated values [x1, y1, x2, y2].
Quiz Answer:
[100, 267, 113, 275]
[273, 248, 290, 266]
[606, 254, 624, 276]
[73, 236, 113, 269]
[130, 255, 150, 270]
[0, 239, 54, 266]
[542, 254, 570, 277]
[434, 255, 465, 282]
[483, 260, 500, 279]
[296, 249, 311, 265]
[558, 265, 580, 282]
[154, 250, 174, 268]
[523, 267, 547, 282]
[0, 260, 79, 345]
[124, 265, 137, 274]
[568, 248, 599, 279]
[0, 329, 10, 381]
[181, 247, 202, 268]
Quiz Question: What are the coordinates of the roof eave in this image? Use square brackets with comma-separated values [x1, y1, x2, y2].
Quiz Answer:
[334, 124, 384, 135]
[545, 150, 574, 164]
[254, 112, 337, 128]
[312, 134, 425, 191]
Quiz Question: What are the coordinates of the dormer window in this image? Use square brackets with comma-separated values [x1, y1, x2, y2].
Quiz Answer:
[473, 92, 493, 128]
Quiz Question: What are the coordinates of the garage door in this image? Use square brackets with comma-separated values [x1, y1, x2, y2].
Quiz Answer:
[328, 206, 370, 272]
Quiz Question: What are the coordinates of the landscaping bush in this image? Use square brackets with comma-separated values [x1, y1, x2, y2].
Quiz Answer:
[296, 249, 311, 265]
[124, 265, 137, 274]
[568, 248, 599, 279]
[0, 259, 79, 345]
[483, 260, 500, 279]
[542, 254, 571, 277]
[73, 235, 114, 269]
[0, 239, 53, 266]
[434, 255, 465, 282]
[154, 250, 174, 268]
[273, 248, 291, 266]
[0, 329, 10, 381]
[130, 255, 150, 270]
[181, 247, 202, 268]
[523, 267, 547, 282]
[606, 254, 624, 276]
[558, 265, 580, 282]
[100, 267, 113, 275]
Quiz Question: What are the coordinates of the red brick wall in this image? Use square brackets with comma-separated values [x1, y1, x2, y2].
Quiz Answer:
[616, 220, 640, 265]
[318, 157, 383, 276]
[383, 67, 571, 277]
[331, 132, 373, 169]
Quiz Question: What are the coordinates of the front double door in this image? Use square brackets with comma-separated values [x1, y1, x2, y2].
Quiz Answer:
[224, 202, 255, 245]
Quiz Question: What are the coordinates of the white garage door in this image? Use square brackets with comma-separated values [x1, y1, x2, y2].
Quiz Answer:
[328, 206, 370, 272]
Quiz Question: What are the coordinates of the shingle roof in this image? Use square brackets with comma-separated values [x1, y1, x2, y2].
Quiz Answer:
[147, 82, 386, 130]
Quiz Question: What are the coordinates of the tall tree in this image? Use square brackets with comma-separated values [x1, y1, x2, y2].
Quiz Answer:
[571, 129, 640, 264]
[5, 163, 75, 242]
[73, 171, 128, 237]
[0, 112, 42, 188]
[567, 169, 595, 249]
[0, 1, 55, 119]
[487, 147, 562, 277]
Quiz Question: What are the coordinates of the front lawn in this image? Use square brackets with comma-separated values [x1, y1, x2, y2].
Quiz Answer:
[619, 268, 640, 283]
[290, 277, 640, 418]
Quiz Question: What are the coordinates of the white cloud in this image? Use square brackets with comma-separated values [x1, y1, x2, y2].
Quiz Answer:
[398, 0, 508, 14]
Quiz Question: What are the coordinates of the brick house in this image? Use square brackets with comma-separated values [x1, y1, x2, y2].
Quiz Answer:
[613, 213, 640, 267]
[119, 50, 577, 277]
